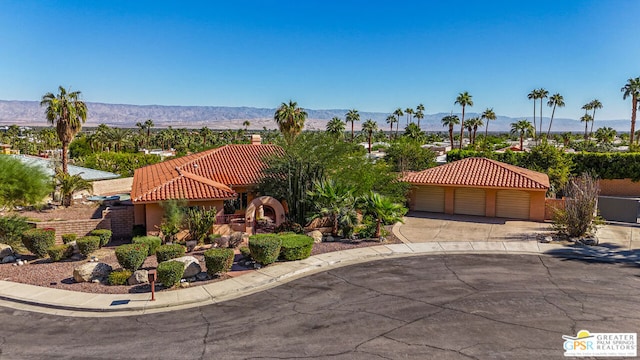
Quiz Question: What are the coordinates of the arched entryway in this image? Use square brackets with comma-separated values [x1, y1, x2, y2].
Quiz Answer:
[245, 196, 286, 234]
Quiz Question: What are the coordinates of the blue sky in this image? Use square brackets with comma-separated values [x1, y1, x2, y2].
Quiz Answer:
[0, 1, 638, 120]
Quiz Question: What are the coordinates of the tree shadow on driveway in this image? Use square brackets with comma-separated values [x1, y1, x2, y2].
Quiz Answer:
[544, 242, 640, 267]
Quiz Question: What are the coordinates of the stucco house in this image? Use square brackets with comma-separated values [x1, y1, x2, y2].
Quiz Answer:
[404, 157, 549, 221]
[131, 135, 285, 235]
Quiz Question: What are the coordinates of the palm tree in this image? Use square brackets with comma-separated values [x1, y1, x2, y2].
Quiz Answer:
[200, 127, 212, 147]
[622, 77, 640, 144]
[345, 109, 360, 141]
[40, 86, 88, 174]
[537, 88, 549, 139]
[454, 91, 473, 149]
[144, 119, 154, 147]
[546, 93, 565, 138]
[326, 116, 346, 138]
[561, 132, 572, 147]
[441, 114, 460, 148]
[243, 120, 251, 131]
[385, 115, 397, 140]
[510, 119, 533, 150]
[55, 171, 93, 207]
[527, 90, 537, 141]
[405, 108, 414, 124]
[404, 123, 424, 141]
[307, 179, 355, 236]
[358, 192, 407, 239]
[588, 99, 602, 138]
[135, 121, 146, 147]
[595, 127, 616, 146]
[580, 113, 593, 140]
[274, 100, 308, 144]
[416, 103, 425, 113]
[393, 108, 404, 137]
[481, 108, 496, 141]
[470, 117, 483, 145]
[414, 110, 424, 129]
[362, 119, 378, 153]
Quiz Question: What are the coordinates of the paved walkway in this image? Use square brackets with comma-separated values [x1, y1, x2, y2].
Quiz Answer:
[0, 214, 638, 317]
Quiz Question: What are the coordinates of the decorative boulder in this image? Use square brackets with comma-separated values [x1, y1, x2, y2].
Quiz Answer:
[128, 270, 149, 285]
[0, 244, 14, 260]
[2, 255, 16, 264]
[306, 231, 323, 244]
[163, 256, 201, 278]
[73, 262, 113, 283]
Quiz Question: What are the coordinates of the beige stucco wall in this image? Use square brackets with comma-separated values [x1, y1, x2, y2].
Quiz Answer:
[598, 179, 640, 196]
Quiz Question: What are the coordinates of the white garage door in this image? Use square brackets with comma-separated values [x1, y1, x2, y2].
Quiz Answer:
[454, 188, 486, 216]
[414, 186, 445, 213]
[496, 190, 530, 219]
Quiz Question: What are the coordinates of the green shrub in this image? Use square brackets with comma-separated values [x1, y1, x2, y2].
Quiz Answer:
[279, 234, 314, 261]
[76, 236, 101, 256]
[132, 224, 146, 238]
[46, 244, 73, 262]
[0, 215, 30, 250]
[248, 234, 282, 265]
[115, 243, 149, 271]
[203, 248, 234, 276]
[21, 228, 56, 258]
[107, 269, 132, 286]
[157, 261, 184, 288]
[132, 236, 162, 256]
[61, 233, 77, 244]
[155, 244, 185, 262]
[90, 229, 112, 247]
[205, 233, 221, 244]
[239, 246, 251, 259]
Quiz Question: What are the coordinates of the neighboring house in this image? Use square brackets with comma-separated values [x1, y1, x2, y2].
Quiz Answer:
[10, 154, 120, 181]
[131, 135, 285, 235]
[404, 157, 549, 221]
[0, 144, 19, 155]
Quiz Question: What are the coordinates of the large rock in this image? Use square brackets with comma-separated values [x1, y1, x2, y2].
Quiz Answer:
[164, 256, 202, 278]
[73, 262, 113, 283]
[128, 270, 149, 285]
[2, 255, 16, 264]
[306, 231, 323, 244]
[0, 244, 13, 260]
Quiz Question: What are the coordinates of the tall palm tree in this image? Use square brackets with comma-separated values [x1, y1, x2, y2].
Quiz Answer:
[345, 109, 360, 141]
[527, 90, 537, 141]
[537, 88, 549, 139]
[405, 108, 414, 124]
[454, 91, 473, 149]
[143, 119, 154, 147]
[326, 116, 346, 138]
[362, 119, 378, 153]
[393, 108, 404, 137]
[414, 110, 424, 129]
[200, 127, 212, 147]
[546, 93, 565, 138]
[274, 100, 308, 144]
[107, 127, 134, 152]
[385, 115, 397, 140]
[242, 120, 251, 131]
[40, 86, 88, 174]
[588, 99, 602, 138]
[470, 117, 483, 145]
[580, 113, 593, 140]
[510, 120, 533, 150]
[621, 77, 640, 144]
[416, 103, 425, 113]
[481, 108, 496, 140]
[135, 121, 146, 147]
[441, 114, 460, 149]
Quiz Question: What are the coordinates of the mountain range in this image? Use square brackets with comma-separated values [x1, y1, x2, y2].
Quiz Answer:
[0, 100, 631, 133]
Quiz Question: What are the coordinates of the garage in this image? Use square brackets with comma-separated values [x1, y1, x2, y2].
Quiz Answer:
[454, 188, 486, 216]
[413, 186, 445, 213]
[495, 190, 530, 219]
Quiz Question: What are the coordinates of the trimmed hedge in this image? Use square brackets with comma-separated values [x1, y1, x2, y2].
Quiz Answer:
[107, 269, 132, 286]
[157, 261, 184, 288]
[132, 236, 162, 256]
[22, 228, 56, 258]
[115, 243, 149, 271]
[61, 233, 77, 244]
[90, 229, 112, 247]
[239, 246, 251, 259]
[203, 248, 234, 276]
[77, 236, 101, 256]
[155, 244, 185, 263]
[279, 234, 314, 261]
[46, 244, 73, 262]
[248, 234, 282, 265]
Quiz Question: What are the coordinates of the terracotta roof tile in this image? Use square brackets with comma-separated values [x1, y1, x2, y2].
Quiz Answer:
[131, 144, 282, 203]
[403, 157, 550, 190]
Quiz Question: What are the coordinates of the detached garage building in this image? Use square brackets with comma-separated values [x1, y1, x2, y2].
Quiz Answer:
[404, 157, 549, 221]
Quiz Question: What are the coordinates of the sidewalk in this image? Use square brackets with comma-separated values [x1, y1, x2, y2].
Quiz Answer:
[1, 235, 637, 318]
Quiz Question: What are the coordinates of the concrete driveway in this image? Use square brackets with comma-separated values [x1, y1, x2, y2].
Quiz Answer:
[398, 211, 551, 243]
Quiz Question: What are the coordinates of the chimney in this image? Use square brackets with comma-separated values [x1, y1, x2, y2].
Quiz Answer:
[251, 134, 262, 145]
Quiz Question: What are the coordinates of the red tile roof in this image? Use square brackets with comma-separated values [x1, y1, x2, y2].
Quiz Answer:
[403, 157, 550, 190]
[131, 144, 282, 203]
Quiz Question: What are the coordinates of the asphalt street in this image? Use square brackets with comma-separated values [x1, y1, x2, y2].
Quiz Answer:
[0, 254, 638, 359]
